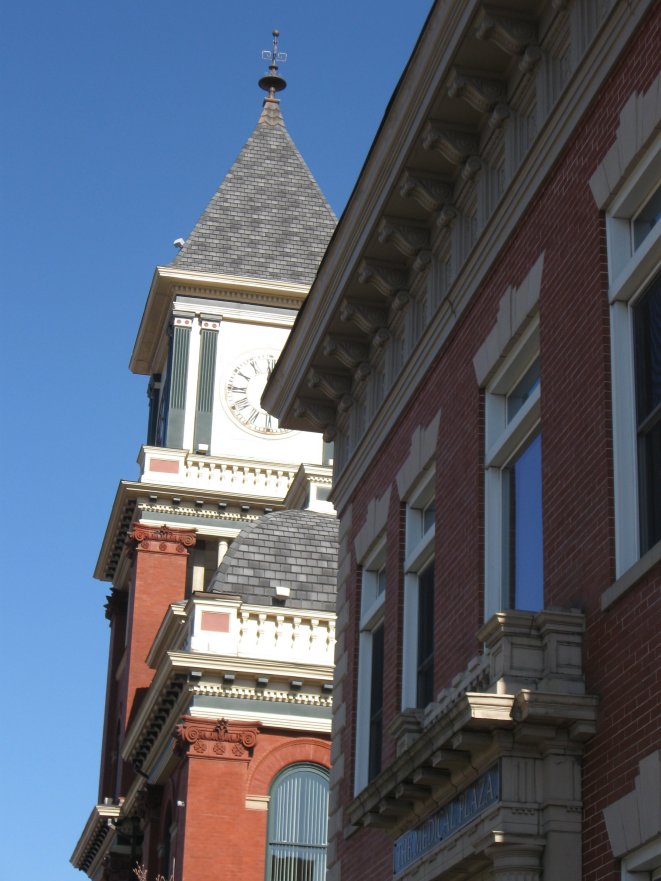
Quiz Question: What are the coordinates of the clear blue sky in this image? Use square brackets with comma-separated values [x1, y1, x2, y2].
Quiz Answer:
[0, 2, 432, 878]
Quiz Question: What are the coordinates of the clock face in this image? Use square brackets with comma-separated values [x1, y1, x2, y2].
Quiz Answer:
[225, 353, 289, 435]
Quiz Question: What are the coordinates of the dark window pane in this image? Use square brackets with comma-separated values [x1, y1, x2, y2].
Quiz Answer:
[634, 276, 661, 553]
[416, 562, 435, 708]
[368, 624, 384, 782]
[506, 433, 544, 611]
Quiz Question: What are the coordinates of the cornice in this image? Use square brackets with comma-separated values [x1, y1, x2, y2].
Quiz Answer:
[263, 0, 651, 513]
[70, 803, 120, 873]
[131, 266, 308, 376]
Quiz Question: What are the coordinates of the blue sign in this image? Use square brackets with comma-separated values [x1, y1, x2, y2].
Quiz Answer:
[393, 765, 500, 875]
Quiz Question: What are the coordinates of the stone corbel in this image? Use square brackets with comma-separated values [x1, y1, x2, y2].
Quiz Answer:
[294, 396, 337, 425]
[435, 204, 458, 231]
[377, 216, 431, 261]
[447, 69, 508, 115]
[358, 259, 409, 300]
[422, 122, 480, 167]
[339, 299, 388, 336]
[474, 9, 539, 56]
[399, 170, 454, 213]
[323, 335, 371, 375]
[307, 368, 353, 401]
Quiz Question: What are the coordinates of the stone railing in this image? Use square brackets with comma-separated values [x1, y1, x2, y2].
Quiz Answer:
[138, 446, 298, 499]
[188, 595, 336, 667]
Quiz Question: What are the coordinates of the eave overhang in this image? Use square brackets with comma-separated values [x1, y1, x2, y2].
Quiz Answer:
[122, 648, 334, 774]
[70, 803, 120, 875]
[262, 0, 651, 508]
[131, 266, 309, 376]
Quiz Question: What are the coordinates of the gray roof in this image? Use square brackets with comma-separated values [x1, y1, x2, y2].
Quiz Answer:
[207, 509, 338, 611]
[172, 99, 336, 285]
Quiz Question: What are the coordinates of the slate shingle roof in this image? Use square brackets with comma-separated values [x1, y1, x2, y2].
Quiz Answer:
[207, 509, 338, 611]
[172, 99, 336, 285]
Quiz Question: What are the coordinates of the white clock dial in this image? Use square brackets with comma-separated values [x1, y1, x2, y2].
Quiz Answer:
[225, 353, 288, 435]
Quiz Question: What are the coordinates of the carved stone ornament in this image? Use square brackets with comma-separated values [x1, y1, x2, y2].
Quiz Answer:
[307, 368, 353, 400]
[474, 8, 538, 55]
[447, 69, 508, 114]
[129, 524, 196, 555]
[293, 397, 337, 428]
[399, 170, 454, 213]
[377, 217, 430, 258]
[340, 298, 388, 334]
[175, 716, 259, 760]
[422, 123, 480, 166]
[323, 335, 370, 368]
[358, 259, 409, 298]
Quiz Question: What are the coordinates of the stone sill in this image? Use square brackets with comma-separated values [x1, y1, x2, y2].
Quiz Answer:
[601, 540, 661, 611]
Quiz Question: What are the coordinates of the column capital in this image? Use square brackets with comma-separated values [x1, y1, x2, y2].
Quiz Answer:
[482, 833, 545, 881]
[129, 524, 196, 556]
[174, 716, 260, 761]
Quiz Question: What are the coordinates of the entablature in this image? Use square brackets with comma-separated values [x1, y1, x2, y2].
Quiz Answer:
[262, 0, 647, 511]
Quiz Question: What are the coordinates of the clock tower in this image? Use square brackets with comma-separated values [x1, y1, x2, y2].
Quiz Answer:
[72, 41, 338, 881]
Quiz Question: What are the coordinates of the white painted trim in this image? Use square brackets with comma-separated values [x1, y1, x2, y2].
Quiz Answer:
[401, 470, 436, 710]
[484, 323, 541, 620]
[606, 138, 661, 576]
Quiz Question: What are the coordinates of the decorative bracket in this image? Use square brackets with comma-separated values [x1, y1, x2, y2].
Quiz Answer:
[474, 8, 538, 56]
[399, 170, 454, 213]
[377, 217, 430, 260]
[447, 69, 508, 115]
[358, 259, 409, 299]
[340, 299, 389, 335]
[422, 123, 480, 167]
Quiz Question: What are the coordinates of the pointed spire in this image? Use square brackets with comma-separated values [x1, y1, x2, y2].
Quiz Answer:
[169, 30, 336, 285]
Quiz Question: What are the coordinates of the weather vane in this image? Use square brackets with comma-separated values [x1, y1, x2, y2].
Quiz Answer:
[258, 29, 287, 98]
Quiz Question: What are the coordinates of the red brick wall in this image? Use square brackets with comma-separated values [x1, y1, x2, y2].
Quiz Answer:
[338, 9, 660, 880]
[166, 731, 330, 881]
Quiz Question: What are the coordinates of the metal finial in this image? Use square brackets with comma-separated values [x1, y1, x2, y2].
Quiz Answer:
[259, 28, 287, 99]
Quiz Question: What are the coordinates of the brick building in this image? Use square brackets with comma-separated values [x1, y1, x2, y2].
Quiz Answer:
[264, 2, 660, 880]
[71, 58, 340, 881]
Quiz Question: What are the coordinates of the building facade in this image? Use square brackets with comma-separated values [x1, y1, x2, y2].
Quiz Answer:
[264, 2, 660, 880]
[72, 68, 340, 881]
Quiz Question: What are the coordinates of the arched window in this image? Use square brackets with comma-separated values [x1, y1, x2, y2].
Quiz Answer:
[265, 763, 329, 881]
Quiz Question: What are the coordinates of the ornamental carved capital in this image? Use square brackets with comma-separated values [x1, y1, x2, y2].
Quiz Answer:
[129, 525, 196, 556]
[174, 716, 260, 761]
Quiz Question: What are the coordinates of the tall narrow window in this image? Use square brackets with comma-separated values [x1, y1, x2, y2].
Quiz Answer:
[355, 543, 386, 793]
[265, 764, 329, 881]
[606, 147, 661, 576]
[485, 324, 543, 618]
[402, 476, 435, 710]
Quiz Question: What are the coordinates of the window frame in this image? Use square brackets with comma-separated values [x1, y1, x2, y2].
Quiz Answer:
[401, 471, 436, 711]
[484, 320, 543, 620]
[607, 140, 661, 576]
[354, 537, 387, 794]
[264, 763, 329, 881]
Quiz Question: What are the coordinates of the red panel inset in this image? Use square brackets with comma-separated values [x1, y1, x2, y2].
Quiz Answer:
[148, 459, 180, 473]
[201, 611, 230, 633]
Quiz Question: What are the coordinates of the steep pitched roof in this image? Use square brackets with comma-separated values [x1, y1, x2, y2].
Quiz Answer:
[207, 509, 338, 611]
[172, 98, 336, 285]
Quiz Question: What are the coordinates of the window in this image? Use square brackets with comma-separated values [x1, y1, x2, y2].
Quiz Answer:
[354, 542, 386, 792]
[402, 476, 435, 710]
[607, 147, 661, 575]
[265, 764, 329, 881]
[485, 323, 543, 619]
